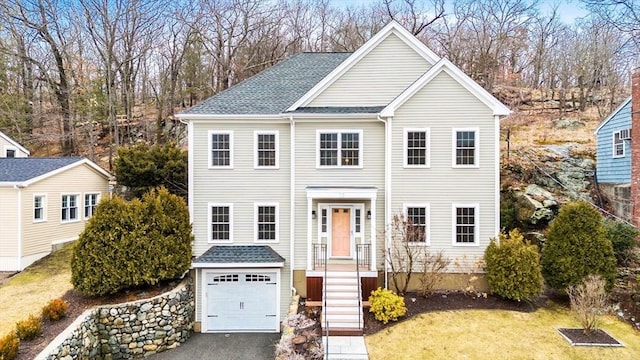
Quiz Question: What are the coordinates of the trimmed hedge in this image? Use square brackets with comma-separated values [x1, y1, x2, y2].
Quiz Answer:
[71, 187, 192, 296]
[541, 201, 616, 292]
[485, 228, 543, 302]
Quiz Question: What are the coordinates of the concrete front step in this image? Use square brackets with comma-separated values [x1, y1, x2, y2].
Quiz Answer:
[325, 278, 359, 286]
[324, 313, 361, 322]
[326, 354, 369, 360]
[326, 284, 360, 292]
[325, 291, 359, 299]
[325, 298, 360, 307]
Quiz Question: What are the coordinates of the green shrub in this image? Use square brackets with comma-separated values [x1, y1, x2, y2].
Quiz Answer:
[541, 201, 616, 292]
[368, 287, 407, 324]
[603, 218, 639, 264]
[71, 187, 192, 296]
[15, 315, 42, 340]
[42, 298, 68, 321]
[485, 228, 543, 302]
[0, 332, 19, 360]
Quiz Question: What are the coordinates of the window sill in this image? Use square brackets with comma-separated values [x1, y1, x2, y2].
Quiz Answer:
[451, 165, 480, 169]
[255, 240, 280, 244]
[33, 219, 47, 224]
[452, 242, 479, 247]
[253, 166, 280, 170]
[61, 219, 81, 224]
[208, 166, 234, 170]
[403, 165, 430, 169]
[208, 240, 233, 244]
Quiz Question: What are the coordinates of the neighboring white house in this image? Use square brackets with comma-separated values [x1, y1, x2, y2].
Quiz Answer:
[177, 21, 510, 334]
[0, 130, 30, 158]
[0, 157, 113, 271]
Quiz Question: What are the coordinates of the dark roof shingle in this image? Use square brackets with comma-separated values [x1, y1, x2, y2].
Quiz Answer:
[181, 52, 351, 115]
[194, 245, 285, 265]
[0, 157, 84, 182]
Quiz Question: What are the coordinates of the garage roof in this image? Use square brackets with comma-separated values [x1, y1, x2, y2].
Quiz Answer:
[193, 245, 285, 268]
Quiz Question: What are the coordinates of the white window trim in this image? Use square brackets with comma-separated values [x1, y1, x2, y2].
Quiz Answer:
[208, 202, 233, 243]
[61, 193, 81, 224]
[403, 203, 430, 245]
[84, 193, 101, 220]
[254, 130, 279, 169]
[316, 129, 364, 169]
[403, 128, 430, 168]
[452, 203, 480, 247]
[452, 127, 480, 168]
[208, 130, 234, 169]
[3, 145, 18, 158]
[612, 131, 626, 158]
[254, 202, 280, 243]
[33, 194, 47, 223]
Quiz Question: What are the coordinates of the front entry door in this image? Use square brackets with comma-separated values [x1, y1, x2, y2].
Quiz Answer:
[331, 208, 351, 257]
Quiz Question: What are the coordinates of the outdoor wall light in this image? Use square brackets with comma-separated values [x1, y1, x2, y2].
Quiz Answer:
[311, 210, 316, 219]
[367, 210, 371, 219]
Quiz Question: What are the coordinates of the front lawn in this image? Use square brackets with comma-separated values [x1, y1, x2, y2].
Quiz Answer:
[365, 302, 640, 359]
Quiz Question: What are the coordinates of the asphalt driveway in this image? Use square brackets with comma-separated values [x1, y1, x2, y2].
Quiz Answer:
[149, 333, 280, 360]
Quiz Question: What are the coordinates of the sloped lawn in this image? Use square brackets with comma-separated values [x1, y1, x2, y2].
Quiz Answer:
[0, 244, 74, 337]
[365, 302, 640, 359]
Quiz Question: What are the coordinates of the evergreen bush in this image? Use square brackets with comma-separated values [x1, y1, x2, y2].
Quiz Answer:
[485, 228, 543, 302]
[603, 218, 639, 264]
[71, 187, 192, 296]
[368, 287, 407, 324]
[540, 201, 616, 292]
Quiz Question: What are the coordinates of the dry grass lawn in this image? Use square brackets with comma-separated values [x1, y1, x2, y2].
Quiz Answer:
[365, 302, 640, 360]
[0, 244, 74, 337]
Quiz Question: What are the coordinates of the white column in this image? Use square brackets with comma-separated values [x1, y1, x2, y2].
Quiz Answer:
[306, 196, 313, 271]
[370, 197, 377, 271]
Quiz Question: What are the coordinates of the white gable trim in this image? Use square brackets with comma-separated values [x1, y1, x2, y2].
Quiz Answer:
[0, 158, 112, 187]
[380, 58, 511, 117]
[594, 97, 632, 135]
[286, 21, 440, 112]
[0, 130, 30, 156]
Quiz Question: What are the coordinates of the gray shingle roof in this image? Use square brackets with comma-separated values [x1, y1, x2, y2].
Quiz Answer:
[289, 106, 385, 114]
[181, 52, 351, 115]
[194, 245, 285, 265]
[0, 157, 84, 182]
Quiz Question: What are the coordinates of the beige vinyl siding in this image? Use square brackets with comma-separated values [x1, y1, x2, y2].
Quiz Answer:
[390, 71, 497, 268]
[293, 120, 385, 269]
[191, 121, 292, 320]
[309, 33, 431, 107]
[0, 188, 19, 260]
[20, 164, 109, 258]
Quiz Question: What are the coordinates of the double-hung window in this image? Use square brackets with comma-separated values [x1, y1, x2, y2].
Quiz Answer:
[317, 130, 362, 167]
[453, 204, 479, 246]
[209, 204, 232, 242]
[255, 131, 279, 168]
[34, 195, 46, 222]
[61, 194, 79, 222]
[84, 193, 99, 219]
[613, 131, 625, 157]
[404, 128, 429, 167]
[453, 128, 479, 167]
[405, 204, 429, 244]
[209, 131, 233, 168]
[255, 203, 278, 242]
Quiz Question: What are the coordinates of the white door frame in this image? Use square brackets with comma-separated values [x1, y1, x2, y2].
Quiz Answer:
[317, 203, 365, 260]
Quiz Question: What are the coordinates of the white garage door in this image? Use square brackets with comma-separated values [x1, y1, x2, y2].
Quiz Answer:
[206, 272, 278, 332]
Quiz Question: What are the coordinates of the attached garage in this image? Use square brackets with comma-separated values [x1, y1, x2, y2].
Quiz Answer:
[193, 245, 285, 333]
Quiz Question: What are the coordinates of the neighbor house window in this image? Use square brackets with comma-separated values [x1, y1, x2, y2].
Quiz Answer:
[209, 131, 233, 168]
[34, 195, 46, 222]
[453, 204, 479, 245]
[5, 148, 16, 158]
[453, 128, 479, 167]
[613, 131, 625, 157]
[317, 130, 362, 167]
[255, 131, 279, 168]
[404, 129, 429, 167]
[255, 203, 278, 242]
[61, 194, 79, 222]
[405, 204, 428, 243]
[84, 193, 99, 219]
[209, 204, 232, 242]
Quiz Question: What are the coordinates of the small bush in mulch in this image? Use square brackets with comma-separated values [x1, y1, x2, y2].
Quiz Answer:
[0, 332, 20, 360]
[15, 315, 42, 341]
[41, 298, 69, 321]
[557, 328, 623, 347]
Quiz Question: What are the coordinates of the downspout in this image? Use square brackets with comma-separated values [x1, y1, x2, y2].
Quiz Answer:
[289, 115, 296, 295]
[14, 184, 23, 271]
[377, 115, 390, 289]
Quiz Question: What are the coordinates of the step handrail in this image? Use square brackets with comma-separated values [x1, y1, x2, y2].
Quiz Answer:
[355, 244, 363, 331]
[323, 242, 328, 359]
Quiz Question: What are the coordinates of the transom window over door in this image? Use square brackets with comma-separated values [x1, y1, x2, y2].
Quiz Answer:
[453, 204, 478, 246]
[255, 203, 278, 242]
[61, 194, 78, 222]
[404, 129, 429, 167]
[210, 204, 232, 242]
[317, 130, 362, 168]
[453, 128, 479, 167]
[255, 131, 278, 168]
[209, 131, 233, 168]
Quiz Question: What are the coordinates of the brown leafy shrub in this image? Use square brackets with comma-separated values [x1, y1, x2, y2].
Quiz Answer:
[0, 332, 20, 360]
[567, 275, 608, 335]
[42, 298, 69, 321]
[15, 314, 42, 340]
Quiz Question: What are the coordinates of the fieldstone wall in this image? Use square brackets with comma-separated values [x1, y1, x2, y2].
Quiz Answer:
[36, 280, 194, 360]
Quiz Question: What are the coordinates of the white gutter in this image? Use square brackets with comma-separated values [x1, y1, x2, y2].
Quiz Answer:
[377, 115, 391, 289]
[14, 185, 23, 271]
[289, 115, 296, 295]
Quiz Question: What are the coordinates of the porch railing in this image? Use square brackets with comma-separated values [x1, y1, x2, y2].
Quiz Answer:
[356, 243, 370, 270]
[313, 244, 327, 270]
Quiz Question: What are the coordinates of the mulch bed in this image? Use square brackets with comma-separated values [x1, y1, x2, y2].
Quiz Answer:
[557, 328, 623, 347]
[363, 291, 539, 335]
[15, 281, 179, 360]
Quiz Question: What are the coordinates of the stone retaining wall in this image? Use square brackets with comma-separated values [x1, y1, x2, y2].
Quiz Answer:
[36, 279, 194, 360]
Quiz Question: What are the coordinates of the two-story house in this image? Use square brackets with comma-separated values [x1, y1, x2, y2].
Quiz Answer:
[177, 21, 510, 334]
